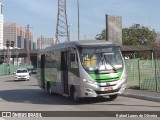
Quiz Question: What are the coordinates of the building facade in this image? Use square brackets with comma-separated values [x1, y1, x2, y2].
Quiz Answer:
[106, 14, 122, 46]
[37, 35, 56, 49]
[3, 22, 33, 49]
[33, 42, 36, 49]
[17, 36, 25, 49]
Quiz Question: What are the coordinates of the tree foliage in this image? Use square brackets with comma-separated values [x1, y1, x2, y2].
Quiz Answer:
[96, 24, 157, 45]
[95, 29, 106, 40]
[122, 24, 157, 45]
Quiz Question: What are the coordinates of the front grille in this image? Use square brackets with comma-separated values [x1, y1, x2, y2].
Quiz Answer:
[98, 84, 117, 87]
[95, 78, 119, 83]
[18, 76, 25, 77]
[95, 88, 120, 94]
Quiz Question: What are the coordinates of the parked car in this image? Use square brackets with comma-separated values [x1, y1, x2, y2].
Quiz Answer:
[14, 68, 30, 81]
[27, 68, 32, 75]
[31, 68, 37, 74]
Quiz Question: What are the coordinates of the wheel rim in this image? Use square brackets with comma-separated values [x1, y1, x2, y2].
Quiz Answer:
[73, 91, 78, 101]
[49, 87, 52, 94]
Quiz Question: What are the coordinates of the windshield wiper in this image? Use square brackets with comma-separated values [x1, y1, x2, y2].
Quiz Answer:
[97, 55, 117, 72]
[103, 56, 117, 72]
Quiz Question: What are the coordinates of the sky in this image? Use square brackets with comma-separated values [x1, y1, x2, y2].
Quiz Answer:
[0, 0, 160, 42]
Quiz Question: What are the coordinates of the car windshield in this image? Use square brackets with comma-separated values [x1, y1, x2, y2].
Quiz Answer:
[17, 70, 28, 73]
[79, 46, 123, 72]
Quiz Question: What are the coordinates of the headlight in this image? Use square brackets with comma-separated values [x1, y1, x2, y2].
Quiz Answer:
[82, 78, 88, 82]
[82, 78, 95, 84]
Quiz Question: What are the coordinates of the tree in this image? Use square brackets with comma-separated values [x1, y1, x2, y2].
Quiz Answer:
[155, 32, 160, 43]
[95, 24, 157, 45]
[95, 29, 106, 40]
[122, 24, 157, 45]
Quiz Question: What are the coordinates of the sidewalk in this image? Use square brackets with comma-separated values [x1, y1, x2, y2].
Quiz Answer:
[121, 89, 160, 102]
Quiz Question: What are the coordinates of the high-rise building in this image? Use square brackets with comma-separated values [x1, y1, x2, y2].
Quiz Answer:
[106, 14, 122, 46]
[4, 22, 21, 48]
[0, 3, 4, 49]
[3, 22, 33, 49]
[37, 35, 56, 49]
[17, 36, 25, 49]
[33, 42, 36, 49]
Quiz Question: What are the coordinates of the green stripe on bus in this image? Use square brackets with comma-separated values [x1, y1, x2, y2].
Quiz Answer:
[89, 72, 122, 83]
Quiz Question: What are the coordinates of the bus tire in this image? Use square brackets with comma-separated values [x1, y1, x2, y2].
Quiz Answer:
[109, 94, 118, 101]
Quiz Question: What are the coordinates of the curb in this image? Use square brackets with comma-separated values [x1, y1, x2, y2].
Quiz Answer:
[121, 93, 160, 102]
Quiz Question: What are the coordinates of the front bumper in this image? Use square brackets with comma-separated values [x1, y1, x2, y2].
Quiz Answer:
[80, 79, 127, 98]
[15, 75, 30, 80]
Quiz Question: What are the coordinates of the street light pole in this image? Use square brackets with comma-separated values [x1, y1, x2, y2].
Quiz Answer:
[3, 49, 5, 63]
[16, 49, 18, 65]
[26, 24, 32, 65]
[77, 0, 80, 40]
[7, 46, 9, 64]
[6, 40, 10, 64]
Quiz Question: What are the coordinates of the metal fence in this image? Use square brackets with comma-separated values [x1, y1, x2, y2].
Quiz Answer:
[0, 64, 33, 76]
[126, 59, 160, 92]
[1, 59, 160, 92]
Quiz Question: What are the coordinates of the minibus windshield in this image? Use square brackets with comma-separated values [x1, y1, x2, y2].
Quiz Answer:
[79, 46, 123, 72]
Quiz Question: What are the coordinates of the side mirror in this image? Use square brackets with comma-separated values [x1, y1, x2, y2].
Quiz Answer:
[13, 72, 16, 75]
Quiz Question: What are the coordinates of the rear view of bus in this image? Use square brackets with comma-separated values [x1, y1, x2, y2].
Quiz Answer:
[76, 41, 126, 101]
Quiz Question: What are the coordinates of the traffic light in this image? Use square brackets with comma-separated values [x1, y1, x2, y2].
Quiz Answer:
[11, 41, 14, 47]
[6, 40, 10, 47]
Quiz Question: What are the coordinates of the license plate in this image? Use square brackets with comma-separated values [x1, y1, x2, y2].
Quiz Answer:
[104, 86, 113, 91]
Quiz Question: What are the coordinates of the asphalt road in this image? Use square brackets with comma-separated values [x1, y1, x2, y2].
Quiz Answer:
[0, 75, 160, 120]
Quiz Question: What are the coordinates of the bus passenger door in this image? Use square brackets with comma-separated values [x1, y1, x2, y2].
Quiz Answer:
[40, 54, 45, 89]
[61, 51, 69, 95]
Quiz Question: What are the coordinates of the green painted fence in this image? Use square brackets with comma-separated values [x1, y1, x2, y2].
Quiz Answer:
[126, 59, 160, 92]
[1, 60, 160, 92]
[0, 64, 33, 76]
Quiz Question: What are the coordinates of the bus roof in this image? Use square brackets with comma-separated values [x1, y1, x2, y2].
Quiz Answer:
[73, 40, 113, 46]
[41, 40, 115, 52]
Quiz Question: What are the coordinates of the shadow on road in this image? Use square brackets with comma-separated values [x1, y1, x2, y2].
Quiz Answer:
[0, 89, 112, 105]
[0, 77, 114, 105]
[1, 77, 160, 107]
[0, 89, 160, 107]
[5, 80, 28, 82]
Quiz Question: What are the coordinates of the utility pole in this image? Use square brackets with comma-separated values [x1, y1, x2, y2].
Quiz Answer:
[6, 40, 10, 64]
[77, 0, 80, 40]
[0, 3, 4, 14]
[26, 24, 32, 65]
[55, 0, 70, 43]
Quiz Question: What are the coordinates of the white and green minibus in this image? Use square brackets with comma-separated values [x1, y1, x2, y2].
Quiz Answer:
[37, 40, 127, 102]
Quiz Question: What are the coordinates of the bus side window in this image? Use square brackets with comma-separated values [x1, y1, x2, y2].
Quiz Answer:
[70, 53, 78, 68]
[71, 53, 75, 61]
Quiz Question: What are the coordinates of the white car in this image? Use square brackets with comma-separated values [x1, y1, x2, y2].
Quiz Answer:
[14, 68, 30, 81]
